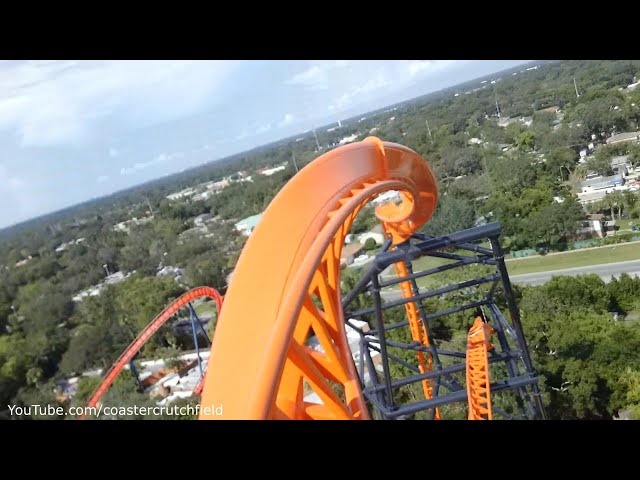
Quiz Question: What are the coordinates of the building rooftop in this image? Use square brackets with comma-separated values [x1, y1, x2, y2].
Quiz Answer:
[193, 213, 212, 223]
[606, 132, 640, 144]
[235, 213, 263, 231]
[341, 242, 364, 260]
[577, 190, 608, 204]
[537, 105, 560, 114]
[580, 173, 623, 190]
[611, 155, 630, 167]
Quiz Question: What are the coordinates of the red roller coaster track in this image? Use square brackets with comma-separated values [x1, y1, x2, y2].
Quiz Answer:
[83, 286, 223, 416]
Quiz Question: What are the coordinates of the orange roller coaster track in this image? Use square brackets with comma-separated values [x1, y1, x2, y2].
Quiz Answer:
[88, 137, 545, 420]
[199, 137, 438, 419]
[466, 317, 495, 420]
[84, 286, 223, 415]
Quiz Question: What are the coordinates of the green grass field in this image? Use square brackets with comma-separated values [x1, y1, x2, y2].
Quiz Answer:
[388, 254, 493, 290]
[506, 242, 640, 276]
[380, 242, 640, 290]
[616, 218, 638, 232]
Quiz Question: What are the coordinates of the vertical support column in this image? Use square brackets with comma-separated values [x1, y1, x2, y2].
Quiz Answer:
[370, 275, 395, 416]
[401, 258, 446, 420]
[388, 243, 440, 419]
[489, 236, 546, 420]
[195, 308, 211, 347]
[188, 303, 204, 379]
[485, 303, 528, 418]
[363, 336, 385, 420]
[129, 359, 143, 393]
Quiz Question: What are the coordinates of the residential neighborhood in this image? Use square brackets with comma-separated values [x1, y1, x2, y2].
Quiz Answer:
[3, 60, 640, 421]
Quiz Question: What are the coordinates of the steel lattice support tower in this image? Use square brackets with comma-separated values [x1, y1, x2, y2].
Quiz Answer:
[341, 222, 546, 420]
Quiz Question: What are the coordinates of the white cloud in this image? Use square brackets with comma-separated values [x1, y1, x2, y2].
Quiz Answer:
[256, 123, 272, 134]
[0, 60, 242, 147]
[0, 164, 25, 194]
[97, 175, 109, 183]
[288, 65, 325, 89]
[407, 60, 459, 77]
[0, 163, 39, 227]
[328, 71, 391, 111]
[278, 113, 294, 127]
[108, 147, 119, 157]
[120, 151, 182, 176]
[360, 74, 391, 94]
[8, 175, 24, 191]
[286, 60, 350, 91]
[234, 130, 249, 141]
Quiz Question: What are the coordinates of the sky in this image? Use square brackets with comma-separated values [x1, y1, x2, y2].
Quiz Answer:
[0, 60, 529, 229]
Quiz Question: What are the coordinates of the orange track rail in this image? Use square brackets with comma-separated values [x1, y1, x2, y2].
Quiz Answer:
[199, 137, 438, 419]
[390, 259, 440, 419]
[466, 317, 494, 420]
[84, 286, 222, 416]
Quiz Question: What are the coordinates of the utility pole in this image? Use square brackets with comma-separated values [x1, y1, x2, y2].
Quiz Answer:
[313, 129, 321, 151]
[144, 197, 154, 216]
[494, 84, 501, 120]
[425, 119, 433, 140]
[574, 78, 580, 98]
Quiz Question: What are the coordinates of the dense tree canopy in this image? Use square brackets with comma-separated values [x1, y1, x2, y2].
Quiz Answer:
[1, 60, 640, 418]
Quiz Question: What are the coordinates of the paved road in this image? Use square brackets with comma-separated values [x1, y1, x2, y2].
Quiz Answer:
[509, 259, 640, 286]
[378, 260, 640, 299]
[380, 289, 405, 302]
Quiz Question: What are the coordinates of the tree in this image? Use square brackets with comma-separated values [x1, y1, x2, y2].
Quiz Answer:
[350, 206, 378, 235]
[628, 143, 640, 168]
[546, 147, 578, 178]
[519, 275, 640, 419]
[363, 238, 378, 251]
[4, 59, 640, 418]
[60, 276, 185, 375]
[586, 154, 614, 177]
[608, 191, 625, 220]
[515, 131, 536, 152]
[184, 253, 227, 290]
[420, 195, 476, 237]
[340, 268, 374, 315]
[529, 197, 585, 246]
[118, 226, 162, 275]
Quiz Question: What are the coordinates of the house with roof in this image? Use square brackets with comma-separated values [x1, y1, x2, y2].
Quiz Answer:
[340, 242, 364, 267]
[235, 213, 263, 236]
[610, 155, 632, 177]
[578, 213, 605, 238]
[579, 173, 624, 193]
[577, 189, 608, 205]
[193, 213, 212, 227]
[357, 224, 386, 246]
[606, 131, 640, 145]
[498, 116, 533, 128]
[258, 165, 286, 176]
[537, 105, 561, 114]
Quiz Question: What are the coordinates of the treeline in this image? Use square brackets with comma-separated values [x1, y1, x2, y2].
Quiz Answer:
[2, 60, 640, 415]
[342, 267, 640, 420]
